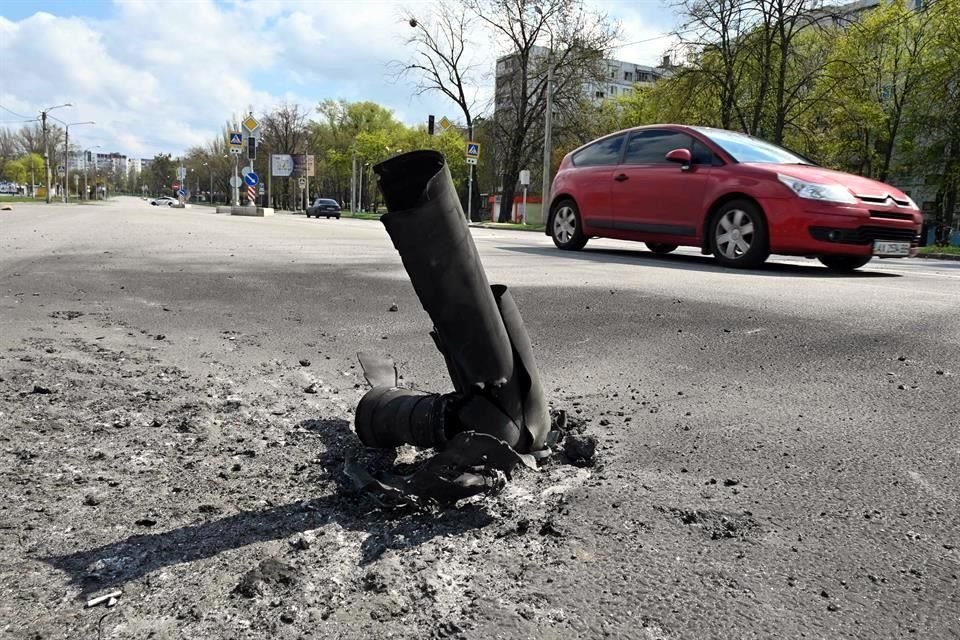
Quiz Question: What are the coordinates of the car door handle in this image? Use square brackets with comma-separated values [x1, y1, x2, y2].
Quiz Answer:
[614, 174, 629, 182]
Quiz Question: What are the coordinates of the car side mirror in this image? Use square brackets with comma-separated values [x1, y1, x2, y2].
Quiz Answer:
[665, 148, 692, 170]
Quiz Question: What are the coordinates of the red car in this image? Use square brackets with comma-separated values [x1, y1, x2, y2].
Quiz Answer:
[547, 125, 922, 270]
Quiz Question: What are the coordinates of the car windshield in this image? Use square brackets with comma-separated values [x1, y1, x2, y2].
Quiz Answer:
[317, 199, 338, 205]
[696, 128, 812, 165]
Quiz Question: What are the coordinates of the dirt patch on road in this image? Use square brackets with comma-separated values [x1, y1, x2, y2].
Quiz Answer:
[0, 310, 596, 639]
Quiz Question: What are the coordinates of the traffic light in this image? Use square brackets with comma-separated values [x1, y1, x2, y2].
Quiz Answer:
[247, 136, 256, 160]
[428, 115, 435, 136]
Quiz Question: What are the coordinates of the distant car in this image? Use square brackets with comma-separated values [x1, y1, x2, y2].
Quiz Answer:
[547, 125, 922, 271]
[150, 196, 177, 207]
[306, 198, 341, 219]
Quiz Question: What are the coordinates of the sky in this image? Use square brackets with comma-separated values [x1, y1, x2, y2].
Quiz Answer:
[0, 0, 680, 159]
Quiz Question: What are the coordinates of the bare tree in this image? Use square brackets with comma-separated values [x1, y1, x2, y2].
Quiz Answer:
[673, 0, 750, 130]
[260, 104, 309, 208]
[469, 0, 617, 222]
[398, 2, 482, 139]
[397, 1, 488, 217]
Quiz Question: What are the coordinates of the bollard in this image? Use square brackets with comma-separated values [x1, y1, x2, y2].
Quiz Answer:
[354, 150, 550, 455]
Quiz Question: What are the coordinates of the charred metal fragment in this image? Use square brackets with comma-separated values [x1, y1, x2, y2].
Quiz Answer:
[350, 150, 550, 503]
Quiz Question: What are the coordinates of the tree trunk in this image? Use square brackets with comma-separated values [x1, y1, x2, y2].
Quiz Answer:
[497, 128, 527, 223]
[499, 160, 520, 223]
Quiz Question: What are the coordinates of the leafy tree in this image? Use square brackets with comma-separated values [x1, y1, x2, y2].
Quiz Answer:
[2, 158, 27, 184]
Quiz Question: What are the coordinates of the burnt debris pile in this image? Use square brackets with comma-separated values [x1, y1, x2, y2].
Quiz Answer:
[349, 151, 554, 507]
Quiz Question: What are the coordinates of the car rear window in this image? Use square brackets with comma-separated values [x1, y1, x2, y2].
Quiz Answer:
[623, 130, 693, 164]
[572, 134, 625, 167]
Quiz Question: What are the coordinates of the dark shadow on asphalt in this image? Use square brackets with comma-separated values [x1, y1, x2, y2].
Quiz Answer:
[501, 245, 901, 278]
[42, 418, 493, 596]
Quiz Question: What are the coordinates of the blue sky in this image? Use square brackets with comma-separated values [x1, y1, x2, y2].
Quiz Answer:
[1, 0, 680, 158]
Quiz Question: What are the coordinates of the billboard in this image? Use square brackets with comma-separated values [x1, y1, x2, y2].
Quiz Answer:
[271, 154, 294, 177]
[271, 154, 314, 177]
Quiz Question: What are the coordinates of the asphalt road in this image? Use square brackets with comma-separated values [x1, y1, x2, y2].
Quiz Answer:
[1, 197, 958, 639]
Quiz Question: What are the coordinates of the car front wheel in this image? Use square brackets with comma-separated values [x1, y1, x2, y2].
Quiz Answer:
[710, 200, 769, 268]
[646, 242, 678, 255]
[550, 200, 588, 251]
[818, 255, 872, 271]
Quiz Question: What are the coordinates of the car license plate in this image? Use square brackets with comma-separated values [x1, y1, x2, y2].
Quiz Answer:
[873, 241, 910, 256]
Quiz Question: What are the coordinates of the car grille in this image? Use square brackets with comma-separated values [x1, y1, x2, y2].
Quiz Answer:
[857, 194, 911, 207]
[810, 225, 920, 246]
[869, 210, 914, 221]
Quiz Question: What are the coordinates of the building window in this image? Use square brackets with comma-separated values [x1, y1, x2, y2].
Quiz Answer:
[639, 72, 650, 82]
[610, 86, 617, 96]
[624, 71, 633, 82]
[610, 69, 616, 79]
[595, 91, 605, 99]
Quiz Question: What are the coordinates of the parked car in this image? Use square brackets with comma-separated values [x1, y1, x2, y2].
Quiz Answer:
[306, 198, 341, 219]
[546, 125, 922, 271]
[150, 196, 178, 207]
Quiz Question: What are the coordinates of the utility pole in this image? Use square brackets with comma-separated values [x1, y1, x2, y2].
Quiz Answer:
[358, 162, 365, 212]
[541, 64, 554, 226]
[39, 103, 71, 203]
[351, 144, 357, 213]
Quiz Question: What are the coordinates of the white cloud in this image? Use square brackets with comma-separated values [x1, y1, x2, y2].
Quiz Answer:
[0, 0, 677, 159]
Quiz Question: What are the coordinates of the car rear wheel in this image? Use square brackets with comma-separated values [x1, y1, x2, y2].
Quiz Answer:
[818, 255, 872, 271]
[646, 242, 678, 255]
[550, 200, 588, 251]
[710, 200, 769, 268]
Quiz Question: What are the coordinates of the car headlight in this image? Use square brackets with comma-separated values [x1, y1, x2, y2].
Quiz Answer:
[904, 195, 919, 210]
[777, 174, 857, 205]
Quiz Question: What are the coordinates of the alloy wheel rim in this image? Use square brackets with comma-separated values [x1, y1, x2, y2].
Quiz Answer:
[554, 206, 576, 244]
[715, 209, 754, 259]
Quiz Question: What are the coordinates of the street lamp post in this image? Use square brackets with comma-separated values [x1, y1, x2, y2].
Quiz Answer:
[541, 62, 554, 225]
[40, 103, 71, 203]
[62, 121, 94, 202]
[203, 162, 211, 203]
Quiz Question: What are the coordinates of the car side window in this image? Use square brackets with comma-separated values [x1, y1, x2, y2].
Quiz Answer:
[691, 140, 717, 165]
[623, 130, 693, 165]
[572, 134, 625, 167]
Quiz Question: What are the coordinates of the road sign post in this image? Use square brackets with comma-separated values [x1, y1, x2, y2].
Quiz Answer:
[243, 171, 259, 205]
[519, 169, 531, 224]
[465, 142, 481, 221]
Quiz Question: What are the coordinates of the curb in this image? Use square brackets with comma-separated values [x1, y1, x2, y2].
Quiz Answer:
[468, 223, 545, 233]
[918, 252, 960, 261]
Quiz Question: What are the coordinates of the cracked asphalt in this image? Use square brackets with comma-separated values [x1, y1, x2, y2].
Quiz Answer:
[1, 197, 957, 639]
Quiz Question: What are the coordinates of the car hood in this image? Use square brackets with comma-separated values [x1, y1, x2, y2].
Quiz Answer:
[752, 164, 910, 200]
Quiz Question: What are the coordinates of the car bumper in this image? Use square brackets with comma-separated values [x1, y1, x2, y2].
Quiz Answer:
[762, 198, 922, 258]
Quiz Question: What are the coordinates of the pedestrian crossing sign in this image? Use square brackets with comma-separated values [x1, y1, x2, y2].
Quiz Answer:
[466, 142, 481, 158]
[229, 131, 243, 147]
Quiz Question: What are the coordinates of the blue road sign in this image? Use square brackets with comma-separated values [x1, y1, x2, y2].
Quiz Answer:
[244, 171, 259, 187]
[176, 189, 185, 197]
[466, 142, 480, 157]
[229, 132, 243, 146]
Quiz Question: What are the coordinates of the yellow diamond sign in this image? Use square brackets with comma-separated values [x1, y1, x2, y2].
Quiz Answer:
[242, 115, 260, 132]
[438, 116, 452, 131]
